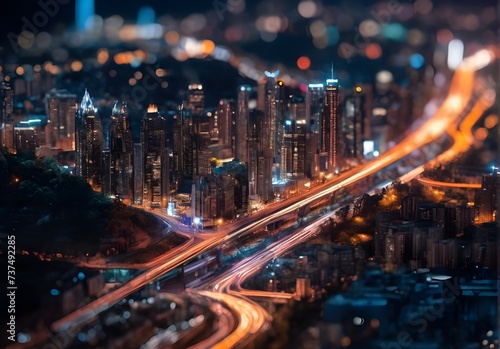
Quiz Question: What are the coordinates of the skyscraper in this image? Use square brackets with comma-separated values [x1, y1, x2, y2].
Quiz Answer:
[478, 173, 500, 223]
[109, 101, 134, 198]
[263, 70, 279, 164]
[306, 84, 324, 134]
[0, 83, 14, 151]
[75, 89, 104, 191]
[141, 104, 168, 208]
[217, 99, 234, 151]
[45, 89, 77, 151]
[321, 79, 342, 173]
[236, 85, 251, 164]
[14, 125, 38, 153]
[343, 86, 365, 159]
[187, 84, 205, 117]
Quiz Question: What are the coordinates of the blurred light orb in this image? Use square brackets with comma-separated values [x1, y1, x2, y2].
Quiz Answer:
[16, 66, 25, 75]
[35, 32, 52, 50]
[260, 31, 277, 42]
[71, 60, 83, 72]
[264, 16, 282, 33]
[228, 0, 245, 14]
[201, 40, 215, 55]
[383, 23, 407, 41]
[313, 35, 328, 49]
[340, 336, 351, 347]
[484, 114, 498, 129]
[414, 0, 433, 15]
[474, 127, 488, 141]
[18, 31, 35, 50]
[298, 1, 317, 18]
[97, 49, 109, 65]
[309, 20, 326, 38]
[365, 43, 382, 60]
[353, 317, 364, 325]
[437, 29, 454, 46]
[134, 71, 143, 80]
[359, 20, 380, 38]
[410, 53, 425, 69]
[376, 70, 393, 84]
[165, 31, 180, 45]
[407, 29, 426, 46]
[463, 14, 479, 31]
[155, 68, 167, 77]
[129, 78, 137, 86]
[297, 56, 311, 70]
[326, 26, 340, 45]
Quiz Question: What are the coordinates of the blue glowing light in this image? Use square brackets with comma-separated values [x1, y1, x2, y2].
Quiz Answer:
[410, 53, 425, 69]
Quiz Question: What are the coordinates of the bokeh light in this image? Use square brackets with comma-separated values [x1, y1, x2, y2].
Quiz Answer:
[365, 43, 382, 60]
[383, 23, 407, 41]
[410, 53, 425, 69]
[165, 31, 180, 45]
[70, 60, 83, 72]
[437, 29, 454, 46]
[297, 56, 311, 70]
[359, 20, 381, 38]
[484, 114, 498, 129]
[298, 1, 318, 18]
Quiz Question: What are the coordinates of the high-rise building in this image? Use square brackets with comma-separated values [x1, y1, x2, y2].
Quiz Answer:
[478, 173, 500, 223]
[263, 70, 283, 169]
[249, 110, 273, 203]
[236, 85, 251, 164]
[306, 84, 324, 134]
[187, 84, 205, 117]
[133, 143, 143, 204]
[321, 79, 342, 173]
[217, 99, 234, 151]
[0, 83, 14, 151]
[109, 101, 134, 198]
[343, 87, 365, 159]
[14, 125, 38, 152]
[281, 119, 307, 178]
[141, 104, 169, 208]
[45, 89, 77, 151]
[75, 89, 104, 191]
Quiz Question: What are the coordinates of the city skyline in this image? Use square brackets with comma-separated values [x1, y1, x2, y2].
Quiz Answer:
[0, 1, 498, 349]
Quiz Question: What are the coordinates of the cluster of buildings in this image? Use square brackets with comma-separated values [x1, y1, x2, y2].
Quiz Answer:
[374, 173, 499, 273]
[0, 68, 410, 221]
[322, 265, 497, 348]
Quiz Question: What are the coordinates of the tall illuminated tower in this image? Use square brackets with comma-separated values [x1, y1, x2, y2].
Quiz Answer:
[109, 101, 134, 198]
[187, 84, 205, 117]
[45, 89, 77, 150]
[141, 104, 169, 208]
[0, 83, 14, 150]
[478, 172, 500, 223]
[306, 84, 324, 135]
[321, 78, 341, 173]
[236, 85, 251, 164]
[75, 0, 95, 32]
[75, 89, 104, 191]
[264, 71, 278, 160]
[217, 99, 234, 151]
